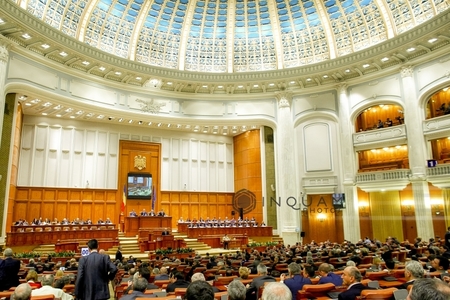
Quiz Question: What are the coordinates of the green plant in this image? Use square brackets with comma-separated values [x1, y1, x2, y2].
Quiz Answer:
[14, 251, 41, 259]
[155, 248, 193, 255]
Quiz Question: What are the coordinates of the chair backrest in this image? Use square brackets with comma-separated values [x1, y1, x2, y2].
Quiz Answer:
[0, 291, 14, 300]
[144, 289, 162, 295]
[174, 288, 187, 297]
[303, 283, 335, 293]
[366, 271, 388, 280]
[214, 276, 236, 286]
[393, 289, 408, 300]
[153, 280, 170, 288]
[367, 281, 380, 289]
[360, 287, 397, 299]
[214, 291, 228, 300]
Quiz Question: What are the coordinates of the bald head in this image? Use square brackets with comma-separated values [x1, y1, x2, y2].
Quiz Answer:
[13, 283, 32, 300]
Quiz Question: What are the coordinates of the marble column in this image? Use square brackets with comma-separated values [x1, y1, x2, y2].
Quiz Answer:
[275, 91, 300, 245]
[0, 38, 10, 139]
[337, 83, 361, 242]
[401, 66, 434, 239]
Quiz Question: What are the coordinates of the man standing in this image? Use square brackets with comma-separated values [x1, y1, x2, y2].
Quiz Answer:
[0, 248, 20, 291]
[222, 234, 231, 249]
[115, 246, 123, 263]
[75, 239, 118, 300]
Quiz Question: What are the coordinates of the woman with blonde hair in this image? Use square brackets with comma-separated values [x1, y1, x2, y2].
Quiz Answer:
[236, 266, 249, 280]
[25, 270, 41, 289]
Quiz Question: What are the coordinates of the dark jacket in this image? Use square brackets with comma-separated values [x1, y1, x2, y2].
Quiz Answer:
[166, 280, 190, 292]
[75, 251, 118, 300]
[338, 283, 371, 300]
[0, 257, 21, 291]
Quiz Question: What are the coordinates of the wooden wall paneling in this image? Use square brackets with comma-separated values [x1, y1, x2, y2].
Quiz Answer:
[105, 203, 116, 222]
[44, 190, 56, 200]
[180, 204, 190, 219]
[94, 203, 105, 222]
[28, 202, 42, 220]
[56, 202, 68, 220]
[68, 203, 81, 221]
[81, 202, 93, 220]
[190, 204, 199, 219]
[199, 204, 209, 218]
[13, 201, 28, 222]
[209, 205, 218, 219]
[30, 189, 43, 200]
[180, 193, 189, 202]
[42, 201, 55, 219]
[15, 189, 29, 200]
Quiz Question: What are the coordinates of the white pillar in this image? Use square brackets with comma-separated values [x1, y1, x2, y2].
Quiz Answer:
[337, 84, 361, 242]
[0, 38, 10, 143]
[275, 91, 300, 245]
[401, 66, 434, 239]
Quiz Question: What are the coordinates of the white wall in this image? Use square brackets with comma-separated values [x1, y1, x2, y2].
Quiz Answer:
[18, 115, 234, 192]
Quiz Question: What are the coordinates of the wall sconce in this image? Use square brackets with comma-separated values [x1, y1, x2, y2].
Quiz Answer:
[402, 200, 414, 211]
[317, 213, 326, 222]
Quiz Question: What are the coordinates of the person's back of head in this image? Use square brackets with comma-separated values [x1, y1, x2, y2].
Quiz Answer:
[87, 239, 98, 250]
[288, 262, 301, 275]
[160, 267, 167, 274]
[54, 278, 65, 289]
[171, 271, 185, 281]
[185, 280, 214, 300]
[405, 260, 424, 279]
[257, 263, 268, 275]
[261, 282, 291, 300]
[139, 267, 151, 281]
[13, 283, 32, 300]
[228, 280, 246, 300]
[191, 273, 206, 282]
[133, 277, 148, 292]
[4, 248, 13, 257]
[409, 278, 450, 300]
[42, 274, 55, 287]
[385, 260, 396, 270]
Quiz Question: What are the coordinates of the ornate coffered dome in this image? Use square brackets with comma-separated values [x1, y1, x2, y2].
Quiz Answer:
[12, 0, 450, 73]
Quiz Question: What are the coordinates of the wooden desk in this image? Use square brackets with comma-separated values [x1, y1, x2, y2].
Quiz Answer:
[125, 216, 172, 237]
[7, 224, 118, 246]
[186, 226, 272, 238]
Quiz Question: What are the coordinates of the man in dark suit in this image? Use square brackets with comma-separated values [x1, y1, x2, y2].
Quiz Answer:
[399, 260, 424, 289]
[0, 248, 21, 291]
[166, 271, 190, 293]
[246, 263, 276, 300]
[161, 228, 170, 235]
[115, 246, 123, 263]
[75, 239, 118, 300]
[338, 266, 372, 300]
[121, 277, 155, 300]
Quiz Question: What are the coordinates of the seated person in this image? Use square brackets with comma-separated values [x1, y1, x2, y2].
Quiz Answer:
[31, 274, 73, 300]
[97, 218, 104, 224]
[178, 217, 184, 223]
[317, 263, 343, 286]
[120, 277, 149, 300]
[246, 264, 276, 300]
[431, 255, 449, 273]
[157, 209, 166, 216]
[105, 218, 112, 224]
[129, 209, 137, 217]
[149, 210, 156, 216]
[161, 228, 171, 235]
[166, 271, 190, 292]
[85, 218, 92, 224]
[140, 209, 148, 216]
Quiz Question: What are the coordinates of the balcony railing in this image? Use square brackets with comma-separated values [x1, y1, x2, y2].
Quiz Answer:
[353, 125, 407, 150]
[356, 169, 411, 183]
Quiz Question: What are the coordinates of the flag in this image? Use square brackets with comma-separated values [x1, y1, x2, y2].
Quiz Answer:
[152, 185, 156, 210]
[121, 184, 127, 213]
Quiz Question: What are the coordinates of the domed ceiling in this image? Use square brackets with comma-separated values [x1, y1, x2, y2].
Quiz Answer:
[15, 0, 450, 73]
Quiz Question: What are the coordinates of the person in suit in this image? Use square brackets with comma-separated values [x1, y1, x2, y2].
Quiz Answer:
[75, 239, 118, 300]
[317, 263, 343, 286]
[408, 278, 450, 300]
[166, 271, 190, 293]
[32, 274, 73, 300]
[154, 267, 169, 280]
[140, 209, 148, 216]
[161, 228, 170, 235]
[115, 246, 123, 263]
[157, 209, 166, 216]
[338, 266, 372, 300]
[246, 263, 276, 300]
[261, 282, 291, 300]
[399, 260, 424, 289]
[280, 262, 312, 299]
[123, 267, 158, 295]
[184, 280, 214, 300]
[0, 248, 21, 291]
[120, 277, 155, 300]
[129, 210, 137, 217]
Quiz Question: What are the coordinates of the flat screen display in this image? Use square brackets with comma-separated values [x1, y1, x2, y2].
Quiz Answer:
[332, 193, 346, 209]
[127, 173, 152, 199]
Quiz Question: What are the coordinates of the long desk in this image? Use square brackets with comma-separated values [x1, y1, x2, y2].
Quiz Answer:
[7, 224, 118, 246]
[185, 226, 272, 238]
[125, 216, 172, 237]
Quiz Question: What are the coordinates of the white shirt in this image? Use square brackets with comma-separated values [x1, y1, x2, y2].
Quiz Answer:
[32, 285, 73, 300]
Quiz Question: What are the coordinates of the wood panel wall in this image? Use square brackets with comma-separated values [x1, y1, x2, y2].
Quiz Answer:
[355, 104, 404, 131]
[12, 187, 118, 225]
[233, 130, 263, 223]
[160, 191, 235, 228]
[301, 194, 343, 243]
[427, 87, 450, 118]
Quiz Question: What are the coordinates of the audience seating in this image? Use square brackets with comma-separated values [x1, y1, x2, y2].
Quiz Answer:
[30, 295, 56, 300]
[297, 283, 335, 300]
[153, 280, 170, 288]
[0, 291, 14, 300]
[358, 287, 397, 299]
[393, 289, 408, 300]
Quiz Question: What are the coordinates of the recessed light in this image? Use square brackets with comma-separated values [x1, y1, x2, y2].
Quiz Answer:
[18, 95, 27, 100]
[202, 85, 208, 88]
[54, 105, 62, 109]
[167, 124, 171, 128]
[99, 66, 106, 71]
[217, 85, 223, 88]
[290, 81, 295, 84]
[31, 99, 41, 104]
[70, 115, 75, 119]
[0, 18, 4, 24]
[41, 44, 50, 49]
[238, 85, 243, 88]
[363, 64, 370, 68]
[115, 71, 122, 76]
[148, 122, 152, 125]
[86, 113, 94, 117]
[428, 38, 438, 43]
[59, 51, 68, 57]
[118, 118, 123, 122]
[345, 69, 351, 73]
[108, 117, 113, 121]
[43, 102, 52, 107]
[76, 110, 83, 115]
[25, 103, 31, 106]
[138, 121, 143, 125]
[42, 113, 47, 116]
[56, 114, 61, 117]
[128, 119, 133, 123]
[381, 57, 389, 62]
[253, 84, 259, 88]
[269, 83, 275, 86]
[136, 77, 142, 80]
[65, 108, 73, 112]
[21, 33, 31, 39]
[167, 82, 173, 85]
[157, 123, 162, 127]
[82, 61, 90, 66]
[407, 47, 415, 52]
[306, 78, 312, 82]
[443, 88, 449, 92]
[323, 75, 328, 78]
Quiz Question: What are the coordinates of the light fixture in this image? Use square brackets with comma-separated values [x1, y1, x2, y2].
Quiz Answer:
[381, 57, 389, 62]
[290, 81, 296, 84]
[237, 85, 243, 88]
[115, 71, 122, 76]
[253, 84, 259, 88]
[99, 66, 106, 71]
[148, 122, 152, 126]
[70, 115, 75, 119]
[345, 69, 351, 73]
[82, 61, 90, 66]
[217, 85, 223, 88]
[363, 64, 370, 68]
[21, 33, 31, 39]
[76, 110, 83, 115]
[157, 123, 162, 127]
[128, 119, 133, 123]
[41, 44, 50, 49]
[53, 105, 62, 110]
[118, 118, 123, 122]
[136, 77, 142, 80]
[56, 114, 61, 117]
[323, 75, 328, 78]
[167, 124, 171, 128]
[407, 47, 416, 52]
[306, 78, 312, 81]
[317, 214, 326, 222]
[428, 38, 438, 43]
[0, 18, 4, 24]
[18, 95, 27, 100]
[202, 85, 208, 88]
[42, 113, 47, 116]
[269, 83, 275, 86]
[167, 82, 173, 85]
[97, 115, 104, 119]
[138, 121, 143, 125]
[59, 51, 68, 57]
